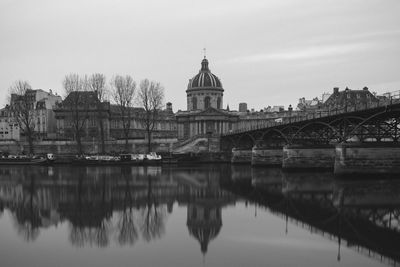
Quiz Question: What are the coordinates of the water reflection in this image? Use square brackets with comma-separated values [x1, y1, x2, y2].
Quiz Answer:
[0, 165, 235, 254]
[0, 165, 400, 265]
[224, 167, 400, 265]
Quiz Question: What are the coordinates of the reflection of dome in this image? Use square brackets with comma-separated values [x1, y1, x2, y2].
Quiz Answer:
[187, 58, 223, 90]
[187, 204, 222, 254]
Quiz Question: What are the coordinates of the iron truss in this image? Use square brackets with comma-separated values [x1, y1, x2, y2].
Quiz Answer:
[221, 103, 400, 150]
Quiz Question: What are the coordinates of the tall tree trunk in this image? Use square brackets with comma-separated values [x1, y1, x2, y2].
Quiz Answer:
[147, 129, 152, 153]
[27, 130, 34, 156]
[76, 131, 83, 155]
[124, 129, 129, 153]
[99, 118, 105, 154]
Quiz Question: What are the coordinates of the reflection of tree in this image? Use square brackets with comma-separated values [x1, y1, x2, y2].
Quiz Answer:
[117, 167, 139, 246]
[118, 209, 138, 245]
[13, 173, 41, 242]
[68, 171, 112, 248]
[139, 176, 166, 242]
[0, 201, 4, 217]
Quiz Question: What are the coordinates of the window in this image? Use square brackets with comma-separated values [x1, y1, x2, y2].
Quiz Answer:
[192, 97, 197, 110]
[217, 97, 221, 109]
[204, 96, 211, 108]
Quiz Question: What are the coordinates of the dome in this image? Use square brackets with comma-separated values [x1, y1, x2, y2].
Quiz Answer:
[187, 58, 223, 91]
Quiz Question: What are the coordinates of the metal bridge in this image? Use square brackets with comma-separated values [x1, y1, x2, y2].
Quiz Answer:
[221, 92, 400, 151]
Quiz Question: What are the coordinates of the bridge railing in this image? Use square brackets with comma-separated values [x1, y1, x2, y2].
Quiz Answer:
[225, 90, 400, 136]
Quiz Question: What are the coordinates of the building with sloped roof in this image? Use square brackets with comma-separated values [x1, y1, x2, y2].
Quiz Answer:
[9, 89, 62, 139]
[323, 87, 379, 111]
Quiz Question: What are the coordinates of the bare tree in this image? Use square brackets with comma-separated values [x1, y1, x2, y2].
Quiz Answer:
[89, 73, 108, 154]
[9, 80, 36, 155]
[111, 75, 136, 151]
[137, 79, 164, 153]
[62, 74, 90, 155]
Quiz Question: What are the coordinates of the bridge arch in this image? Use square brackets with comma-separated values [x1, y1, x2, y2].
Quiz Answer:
[236, 132, 256, 149]
[345, 111, 390, 142]
[290, 121, 340, 144]
[260, 128, 290, 144]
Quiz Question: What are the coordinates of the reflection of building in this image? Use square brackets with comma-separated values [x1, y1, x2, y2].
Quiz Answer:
[187, 202, 221, 254]
[185, 170, 234, 254]
[0, 165, 236, 251]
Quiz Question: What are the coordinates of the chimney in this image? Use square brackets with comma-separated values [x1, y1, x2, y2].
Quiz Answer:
[363, 86, 368, 91]
[166, 102, 173, 112]
[333, 87, 339, 94]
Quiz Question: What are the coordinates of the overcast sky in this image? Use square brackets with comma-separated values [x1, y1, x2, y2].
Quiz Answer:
[1, 0, 399, 111]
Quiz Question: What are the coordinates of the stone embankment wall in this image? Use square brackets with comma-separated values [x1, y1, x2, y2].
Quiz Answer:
[230, 142, 400, 175]
[0, 138, 177, 155]
[252, 147, 283, 166]
[282, 145, 335, 170]
[335, 143, 400, 174]
[231, 149, 252, 164]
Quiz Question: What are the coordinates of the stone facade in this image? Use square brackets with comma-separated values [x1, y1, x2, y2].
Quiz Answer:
[0, 108, 19, 141]
[55, 91, 177, 142]
[9, 89, 61, 139]
[176, 57, 239, 141]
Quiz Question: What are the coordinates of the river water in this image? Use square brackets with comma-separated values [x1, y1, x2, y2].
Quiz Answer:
[0, 164, 399, 267]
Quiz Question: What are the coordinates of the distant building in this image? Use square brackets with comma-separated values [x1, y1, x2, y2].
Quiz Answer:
[0, 106, 20, 141]
[321, 92, 331, 103]
[109, 104, 176, 140]
[10, 89, 62, 139]
[269, 106, 284, 112]
[238, 103, 247, 112]
[323, 87, 378, 110]
[297, 97, 321, 111]
[54, 91, 110, 141]
[55, 91, 177, 141]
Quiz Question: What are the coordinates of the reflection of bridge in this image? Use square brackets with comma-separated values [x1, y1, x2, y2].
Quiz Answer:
[222, 167, 400, 266]
[0, 165, 236, 253]
[221, 102, 400, 175]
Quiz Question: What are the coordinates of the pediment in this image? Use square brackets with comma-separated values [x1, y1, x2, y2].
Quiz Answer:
[197, 107, 229, 116]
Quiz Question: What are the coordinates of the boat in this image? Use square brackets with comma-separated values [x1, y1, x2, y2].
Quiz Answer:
[143, 152, 162, 165]
[45, 153, 56, 165]
[0, 154, 47, 165]
[119, 154, 143, 165]
[72, 155, 120, 165]
[72, 152, 162, 166]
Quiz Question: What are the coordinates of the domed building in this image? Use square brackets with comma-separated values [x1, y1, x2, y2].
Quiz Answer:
[186, 58, 224, 111]
[176, 57, 239, 142]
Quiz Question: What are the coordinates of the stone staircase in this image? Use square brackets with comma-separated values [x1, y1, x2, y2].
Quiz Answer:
[173, 134, 220, 153]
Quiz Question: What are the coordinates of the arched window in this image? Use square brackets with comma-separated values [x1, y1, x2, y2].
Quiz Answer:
[217, 97, 221, 109]
[204, 96, 211, 109]
[192, 97, 197, 110]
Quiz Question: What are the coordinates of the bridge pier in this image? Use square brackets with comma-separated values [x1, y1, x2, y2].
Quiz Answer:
[251, 146, 283, 166]
[231, 148, 252, 164]
[334, 143, 400, 175]
[282, 144, 335, 170]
